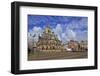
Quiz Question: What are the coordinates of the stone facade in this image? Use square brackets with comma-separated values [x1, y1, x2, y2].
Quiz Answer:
[79, 41, 88, 51]
[36, 26, 65, 52]
[67, 40, 88, 51]
[67, 40, 79, 51]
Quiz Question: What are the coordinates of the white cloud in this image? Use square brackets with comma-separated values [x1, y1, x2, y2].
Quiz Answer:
[66, 28, 76, 40]
[28, 32, 34, 50]
[32, 27, 42, 35]
[66, 18, 87, 31]
[61, 18, 87, 43]
[61, 33, 68, 43]
[28, 26, 43, 50]
[53, 24, 77, 43]
[76, 30, 87, 41]
[53, 24, 62, 40]
[61, 28, 76, 43]
[55, 24, 62, 34]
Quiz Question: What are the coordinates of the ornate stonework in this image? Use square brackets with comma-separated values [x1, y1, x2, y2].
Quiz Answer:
[36, 26, 65, 52]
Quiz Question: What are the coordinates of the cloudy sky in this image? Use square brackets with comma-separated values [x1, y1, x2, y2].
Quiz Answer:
[28, 15, 88, 45]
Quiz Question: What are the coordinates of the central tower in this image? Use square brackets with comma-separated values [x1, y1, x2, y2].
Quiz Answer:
[36, 25, 65, 52]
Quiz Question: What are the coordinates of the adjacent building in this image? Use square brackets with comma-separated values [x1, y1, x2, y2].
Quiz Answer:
[67, 40, 79, 51]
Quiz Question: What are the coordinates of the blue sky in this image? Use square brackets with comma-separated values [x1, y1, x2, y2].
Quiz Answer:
[28, 15, 88, 43]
